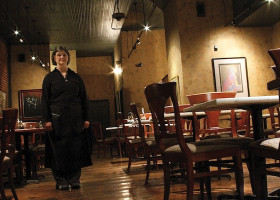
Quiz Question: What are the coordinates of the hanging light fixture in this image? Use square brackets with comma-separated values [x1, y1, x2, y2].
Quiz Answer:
[111, 0, 125, 30]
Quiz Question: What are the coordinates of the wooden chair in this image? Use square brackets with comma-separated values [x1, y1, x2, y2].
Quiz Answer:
[125, 104, 148, 173]
[145, 82, 244, 200]
[92, 121, 117, 158]
[164, 104, 193, 135]
[187, 92, 237, 141]
[268, 106, 280, 137]
[116, 112, 134, 157]
[0, 108, 18, 200]
[250, 48, 280, 200]
[130, 103, 161, 185]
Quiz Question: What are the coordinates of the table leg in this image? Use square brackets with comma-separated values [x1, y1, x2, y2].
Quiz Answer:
[24, 134, 31, 179]
[251, 109, 268, 199]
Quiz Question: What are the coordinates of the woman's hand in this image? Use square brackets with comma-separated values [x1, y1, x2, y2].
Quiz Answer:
[44, 122, 53, 131]
[83, 121, 90, 129]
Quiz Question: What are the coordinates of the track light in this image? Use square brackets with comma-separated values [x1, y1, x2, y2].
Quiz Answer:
[144, 25, 150, 31]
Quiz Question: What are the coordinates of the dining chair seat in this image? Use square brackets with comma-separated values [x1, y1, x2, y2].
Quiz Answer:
[196, 137, 254, 151]
[165, 143, 238, 156]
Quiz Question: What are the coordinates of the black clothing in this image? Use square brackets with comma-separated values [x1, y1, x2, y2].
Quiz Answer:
[42, 68, 92, 172]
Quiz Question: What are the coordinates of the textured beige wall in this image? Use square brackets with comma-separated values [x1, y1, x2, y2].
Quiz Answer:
[10, 45, 49, 110]
[121, 29, 168, 116]
[77, 56, 115, 125]
[164, 0, 184, 104]
[163, 0, 278, 104]
[272, 21, 280, 48]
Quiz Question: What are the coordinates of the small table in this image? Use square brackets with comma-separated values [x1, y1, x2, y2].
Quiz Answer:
[15, 127, 46, 181]
[184, 95, 279, 198]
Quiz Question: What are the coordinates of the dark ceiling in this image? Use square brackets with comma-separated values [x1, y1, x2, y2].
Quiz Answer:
[0, 0, 168, 57]
[0, 0, 279, 58]
[233, 0, 280, 27]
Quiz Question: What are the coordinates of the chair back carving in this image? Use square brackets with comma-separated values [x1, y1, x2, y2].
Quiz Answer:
[268, 48, 280, 78]
[145, 82, 192, 156]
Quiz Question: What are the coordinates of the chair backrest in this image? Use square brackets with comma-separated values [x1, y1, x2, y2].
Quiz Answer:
[164, 104, 192, 134]
[236, 111, 252, 137]
[268, 106, 280, 137]
[187, 92, 237, 140]
[92, 122, 104, 141]
[268, 48, 280, 78]
[130, 103, 146, 142]
[145, 82, 192, 156]
[2, 108, 18, 157]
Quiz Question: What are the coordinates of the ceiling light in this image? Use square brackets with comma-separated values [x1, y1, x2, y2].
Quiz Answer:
[144, 25, 150, 31]
[31, 55, 36, 61]
[19, 38, 24, 43]
[136, 38, 140, 44]
[111, 0, 125, 30]
[14, 30, 19, 35]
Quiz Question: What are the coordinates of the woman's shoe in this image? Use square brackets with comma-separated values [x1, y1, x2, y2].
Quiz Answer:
[56, 184, 69, 190]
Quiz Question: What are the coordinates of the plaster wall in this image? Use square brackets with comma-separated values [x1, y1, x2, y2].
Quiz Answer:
[163, 0, 278, 104]
[77, 56, 115, 125]
[10, 45, 49, 109]
[272, 21, 280, 48]
[121, 29, 168, 116]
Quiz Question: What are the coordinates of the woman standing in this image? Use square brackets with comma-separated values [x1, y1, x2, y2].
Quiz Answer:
[41, 46, 92, 190]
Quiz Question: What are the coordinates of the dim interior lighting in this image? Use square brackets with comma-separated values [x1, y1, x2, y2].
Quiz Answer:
[113, 65, 122, 75]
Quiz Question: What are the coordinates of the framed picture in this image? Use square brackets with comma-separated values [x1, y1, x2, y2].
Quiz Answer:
[18, 89, 42, 122]
[212, 57, 249, 97]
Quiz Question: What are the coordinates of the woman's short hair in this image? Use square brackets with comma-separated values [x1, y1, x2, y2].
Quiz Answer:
[51, 46, 71, 66]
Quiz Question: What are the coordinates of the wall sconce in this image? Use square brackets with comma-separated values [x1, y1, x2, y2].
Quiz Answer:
[113, 61, 122, 75]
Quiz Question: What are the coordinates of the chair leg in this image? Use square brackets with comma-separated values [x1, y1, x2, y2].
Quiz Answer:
[233, 155, 244, 200]
[110, 143, 113, 158]
[8, 167, 18, 200]
[127, 144, 133, 173]
[163, 160, 170, 200]
[97, 144, 100, 158]
[0, 170, 7, 200]
[103, 143, 106, 157]
[186, 163, 194, 200]
[145, 152, 151, 185]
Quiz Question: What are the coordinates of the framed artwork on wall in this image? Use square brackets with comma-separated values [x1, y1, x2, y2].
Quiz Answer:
[212, 57, 249, 97]
[18, 89, 42, 122]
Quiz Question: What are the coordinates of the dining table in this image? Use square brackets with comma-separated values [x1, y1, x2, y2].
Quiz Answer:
[15, 126, 46, 182]
[183, 95, 280, 198]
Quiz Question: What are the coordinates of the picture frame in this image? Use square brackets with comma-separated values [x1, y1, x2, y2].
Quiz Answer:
[212, 57, 249, 97]
[18, 89, 42, 122]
